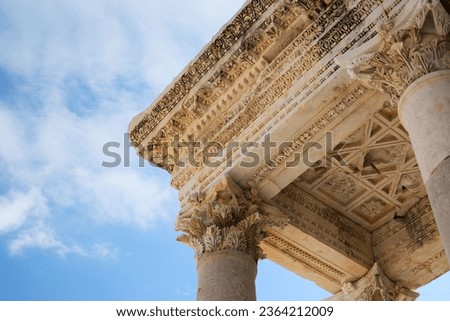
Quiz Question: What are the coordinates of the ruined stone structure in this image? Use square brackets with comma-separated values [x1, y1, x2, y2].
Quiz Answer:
[129, 0, 450, 300]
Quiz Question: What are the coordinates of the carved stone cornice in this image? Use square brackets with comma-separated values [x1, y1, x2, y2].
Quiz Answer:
[129, 0, 332, 171]
[372, 197, 436, 265]
[327, 263, 419, 301]
[174, 0, 400, 197]
[371, 196, 449, 289]
[129, 0, 276, 147]
[175, 176, 287, 261]
[347, 0, 450, 102]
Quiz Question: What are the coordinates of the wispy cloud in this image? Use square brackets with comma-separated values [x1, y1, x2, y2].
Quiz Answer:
[8, 223, 85, 256]
[91, 242, 119, 260]
[0, 187, 48, 234]
[0, 0, 244, 91]
[0, 0, 248, 257]
[0, 0, 243, 258]
[0, 87, 174, 255]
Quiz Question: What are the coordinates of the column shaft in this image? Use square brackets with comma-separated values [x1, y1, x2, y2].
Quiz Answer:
[399, 70, 450, 260]
[197, 249, 257, 301]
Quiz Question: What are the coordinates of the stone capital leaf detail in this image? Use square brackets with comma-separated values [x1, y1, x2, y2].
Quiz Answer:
[348, 0, 450, 102]
[341, 282, 356, 295]
[354, 263, 418, 301]
[175, 176, 288, 261]
[328, 263, 419, 301]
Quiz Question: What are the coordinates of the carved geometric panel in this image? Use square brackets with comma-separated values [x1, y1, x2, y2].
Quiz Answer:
[318, 171, 367, 206]
[293, 103, 426, 231]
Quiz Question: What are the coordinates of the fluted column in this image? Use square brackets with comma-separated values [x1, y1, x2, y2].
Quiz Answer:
[176, 176, 286, 301]
[346, 0, 450, 260]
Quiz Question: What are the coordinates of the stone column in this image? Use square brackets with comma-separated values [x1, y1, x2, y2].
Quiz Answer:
[325, 263, 419, 301]
[197, 249, 257, 300]
[176, 176, 285, 301]
[346, 0, 450, 259]
[399, 70, 450, 258]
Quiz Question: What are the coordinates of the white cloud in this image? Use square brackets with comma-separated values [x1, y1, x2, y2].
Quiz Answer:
[0, 0, 243, 91]
[8, 223, 84, 256]
[0, 0, 243, 258]
[0, 105, 28, 165]
[0, 96, 175, 255]
[73, 166, 173, 228]
[0, 187, 48, 234]
[91, 242, 119, 260]
[9, 226, 120, 259]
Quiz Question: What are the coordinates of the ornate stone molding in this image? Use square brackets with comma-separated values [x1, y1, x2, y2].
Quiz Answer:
[176, 0, 400, 200]
[273, 184, 373, 267]
[327, 263, 419, 301]
[129, 0, 277, 148]
[130, 0, 333, 166]
[150, 1, 338, 179]
[133, 0, 391, 186]
[347, 0, 450, 102]
[248, 84, 370, 186]
[263, 232, 347, 282]
[175, 176, 287, 261]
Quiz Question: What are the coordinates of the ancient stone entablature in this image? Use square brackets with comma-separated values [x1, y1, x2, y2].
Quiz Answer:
[129, 0, 337, 174]
[129, 0, 450, 300]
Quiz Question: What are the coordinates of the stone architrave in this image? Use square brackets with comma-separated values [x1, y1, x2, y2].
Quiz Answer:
[175, 176, 287, 300]
[342, 0, 450, 260]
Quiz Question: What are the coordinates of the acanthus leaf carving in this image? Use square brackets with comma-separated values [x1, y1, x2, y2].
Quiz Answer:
[341, 282, 356, 295]
[348, 0, 450, 102]
[354, 263, 418, 301]
[175, 176, 288, 261]
[328, 263, 419, 301]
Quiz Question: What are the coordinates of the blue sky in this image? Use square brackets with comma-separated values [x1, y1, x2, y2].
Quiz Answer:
[0, 0, 448, 301]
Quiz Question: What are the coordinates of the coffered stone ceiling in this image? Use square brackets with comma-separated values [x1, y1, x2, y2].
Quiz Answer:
[263, 101, 447, 294]
[293, 105, 424, 231]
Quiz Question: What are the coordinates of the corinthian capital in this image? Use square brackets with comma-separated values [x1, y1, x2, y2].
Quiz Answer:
[175, 176, 287, 261]
[326, 263, 419, 301]
[346, 0, 450, 102]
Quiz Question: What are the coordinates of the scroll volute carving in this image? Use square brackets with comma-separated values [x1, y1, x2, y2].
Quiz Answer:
[175, 176, 287, 261]
[331, 263, 419, 301]
[347, 0, 450, 102]
[354, 263, 419, 301]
